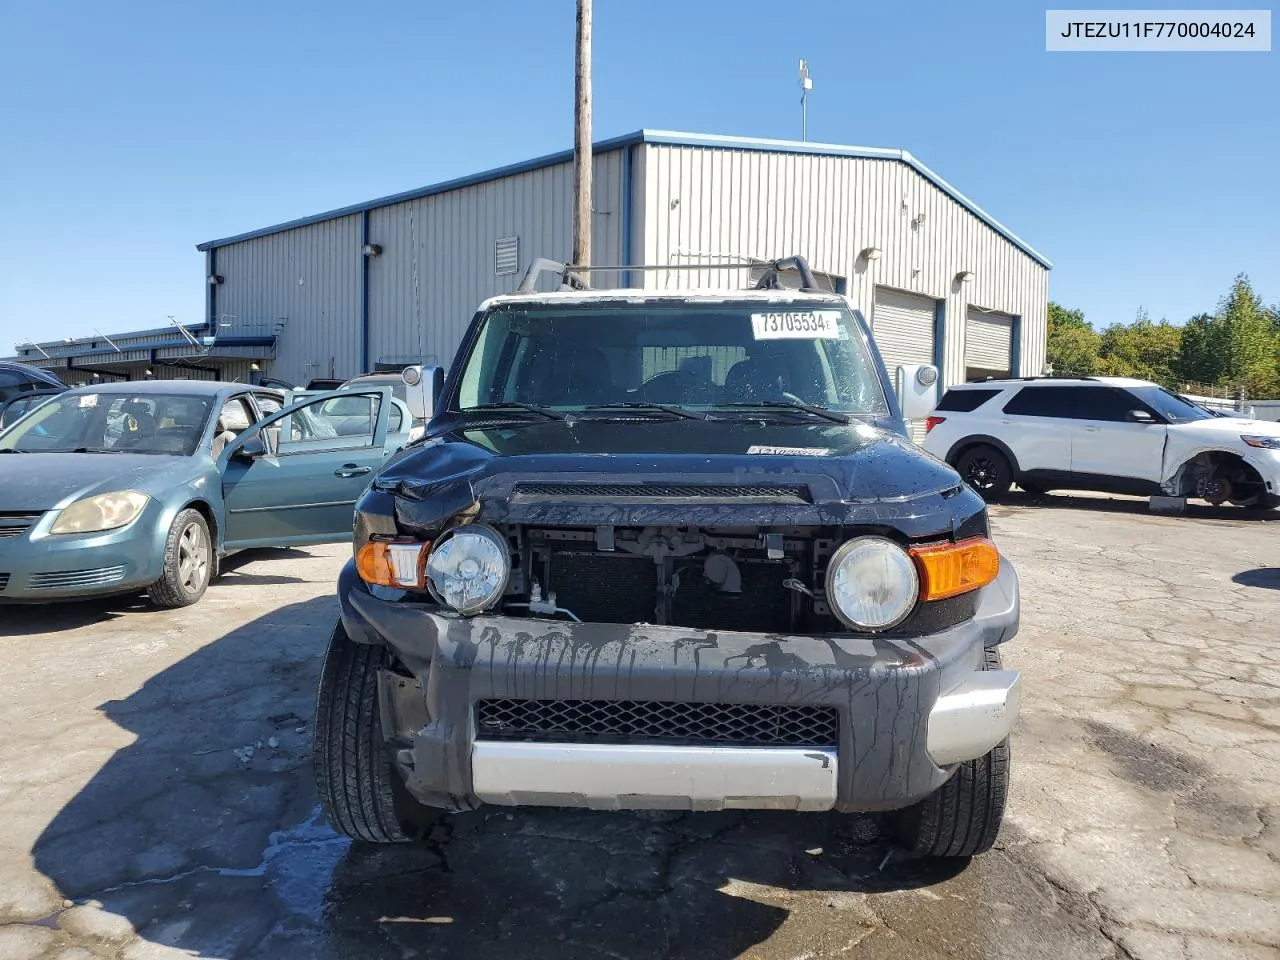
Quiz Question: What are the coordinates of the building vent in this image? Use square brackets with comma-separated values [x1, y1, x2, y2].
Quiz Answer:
[495, 236, 519, 276]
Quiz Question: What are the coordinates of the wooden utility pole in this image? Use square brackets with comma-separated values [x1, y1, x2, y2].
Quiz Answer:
[571, 0, 592, 269]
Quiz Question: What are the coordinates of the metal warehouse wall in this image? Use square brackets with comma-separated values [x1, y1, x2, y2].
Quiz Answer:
[211, 216, 362, 386]
[637, 145, 1049, 386]
[366, 150, 625, 371]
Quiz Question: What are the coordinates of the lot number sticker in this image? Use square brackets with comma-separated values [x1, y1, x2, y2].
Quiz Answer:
[751, 310, 842, 340]
[747, 445, 831, 456]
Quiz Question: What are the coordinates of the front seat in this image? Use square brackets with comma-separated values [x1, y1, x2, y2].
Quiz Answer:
[211, 403, 253, 459]
[724, 353, 788, 402]
[531, 346, 614, 406]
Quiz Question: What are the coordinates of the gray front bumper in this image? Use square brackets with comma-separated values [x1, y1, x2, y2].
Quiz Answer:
[340, 558, 1020, 814]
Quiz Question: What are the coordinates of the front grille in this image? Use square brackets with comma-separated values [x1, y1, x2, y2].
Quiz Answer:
[0, 512, 42, 540]
[477, 698, 839, 748]
[546, 550, 796, 632]
[548, 553, 656, 625]
[670, 559, 795, 633]
[513, 482, 811, 504]
[0, 573, 9, 592]
[29, 565, 126, 590]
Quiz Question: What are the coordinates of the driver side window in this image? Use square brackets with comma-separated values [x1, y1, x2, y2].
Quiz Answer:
[212, 398, 256, 459]
[276, 394, 382, 454]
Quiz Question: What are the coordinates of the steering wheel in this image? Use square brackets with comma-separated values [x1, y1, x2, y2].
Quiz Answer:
[639, 370, 695, 403]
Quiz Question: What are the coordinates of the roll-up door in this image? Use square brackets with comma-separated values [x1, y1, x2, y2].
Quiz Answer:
[873, 288, 936, 442]
[965, 308, 1013, 380]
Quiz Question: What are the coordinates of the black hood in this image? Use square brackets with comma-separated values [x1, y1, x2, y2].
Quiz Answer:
[370, 418, 980, 538]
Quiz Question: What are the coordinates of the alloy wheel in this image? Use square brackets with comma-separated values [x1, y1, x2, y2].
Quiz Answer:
[177, 522, 210, 594]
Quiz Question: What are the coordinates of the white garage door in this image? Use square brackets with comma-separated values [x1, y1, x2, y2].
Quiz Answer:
[873, 288, 936, 442]
[965, 308, 1014, 380]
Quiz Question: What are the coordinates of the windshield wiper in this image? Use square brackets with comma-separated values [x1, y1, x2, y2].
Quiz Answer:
[582, 402, 719, 421]
[718, 401, 850, 424]
[69, 446, 125, 454]
[459, 403, 567, 421]
[0, 448, 27, 454]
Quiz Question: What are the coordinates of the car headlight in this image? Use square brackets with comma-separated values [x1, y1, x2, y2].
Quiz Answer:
[50, 490, 150, 535]
[825, 536, 918, 630]
[425, 524, 510, 614]
[1241, 435, 1280, 450]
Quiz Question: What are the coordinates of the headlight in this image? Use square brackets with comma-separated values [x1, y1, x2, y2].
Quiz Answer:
[825, 536, 918, 630]
[425, 524, 510, 614]
[50, 491, 150, 535]
[1241, 435, 1280, 450]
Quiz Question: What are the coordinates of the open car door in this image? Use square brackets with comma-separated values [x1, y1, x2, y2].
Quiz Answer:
[218, 388, 392, 550]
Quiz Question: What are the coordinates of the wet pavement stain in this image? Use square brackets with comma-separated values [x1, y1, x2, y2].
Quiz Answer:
[1082, 719, 1206, 793]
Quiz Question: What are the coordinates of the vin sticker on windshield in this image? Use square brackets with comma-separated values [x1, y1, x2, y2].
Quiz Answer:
[748, 445, 831, 457]
[751, 310, 842, 340]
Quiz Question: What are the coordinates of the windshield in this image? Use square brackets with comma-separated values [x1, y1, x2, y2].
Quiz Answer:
[453, 302, 888, 415]
[0, 393, 213, 455]
[1128, 386, 1213, 423]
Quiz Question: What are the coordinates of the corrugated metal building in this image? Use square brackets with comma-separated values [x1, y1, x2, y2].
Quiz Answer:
[7, 131, 1051, 392]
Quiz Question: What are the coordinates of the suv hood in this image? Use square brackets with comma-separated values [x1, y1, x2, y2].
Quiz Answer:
[1172, 416, 1280, 438]
[0, 453, 191, 511]
[374, 418, 979, 536]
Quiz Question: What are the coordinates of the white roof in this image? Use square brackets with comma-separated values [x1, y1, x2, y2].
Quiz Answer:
[952, 376, 1157, 389]
[479, 289, 848, 310]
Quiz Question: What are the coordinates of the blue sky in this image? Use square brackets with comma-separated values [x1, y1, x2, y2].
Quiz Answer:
[1, 0, 1276, 350]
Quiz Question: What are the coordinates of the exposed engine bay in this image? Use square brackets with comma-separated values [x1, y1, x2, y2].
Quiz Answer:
[494, 523, 974, 637]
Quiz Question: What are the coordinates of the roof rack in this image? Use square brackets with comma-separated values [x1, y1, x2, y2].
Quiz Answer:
[515, 255, 827, 294]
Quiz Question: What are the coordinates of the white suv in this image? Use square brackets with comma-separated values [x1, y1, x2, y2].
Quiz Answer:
[922, 376, 1280, 510]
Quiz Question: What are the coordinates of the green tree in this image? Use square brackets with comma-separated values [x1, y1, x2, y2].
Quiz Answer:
[1046, 302, 1099, 375]
[1096, 308, 1182, 384]
[1217, 274, 1279, 395]
[1176, 313, 1221, 385]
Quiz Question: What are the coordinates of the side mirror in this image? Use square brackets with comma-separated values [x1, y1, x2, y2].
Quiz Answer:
[1126, 409, 1156, 424]
[423, 365, 446, 419]
[233, 432, 268, 460]
[896, 364, 939, 421]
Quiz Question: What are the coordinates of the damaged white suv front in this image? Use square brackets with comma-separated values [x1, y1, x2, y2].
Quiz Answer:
[924, 376, 1280, 509]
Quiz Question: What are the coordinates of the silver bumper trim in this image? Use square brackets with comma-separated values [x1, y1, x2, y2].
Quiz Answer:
[927, 668, 1022, 766]
[471, 741, 838, 811]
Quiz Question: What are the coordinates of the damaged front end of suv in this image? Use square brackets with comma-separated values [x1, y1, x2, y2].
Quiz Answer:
[315, 263, 1022, 859]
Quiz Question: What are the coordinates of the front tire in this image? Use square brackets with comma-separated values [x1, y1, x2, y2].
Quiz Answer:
[955, 445, 1013, 501]
[148, 508, 212, 609]
[313, 621, 443, 844]
[890, 646, 1010, 858]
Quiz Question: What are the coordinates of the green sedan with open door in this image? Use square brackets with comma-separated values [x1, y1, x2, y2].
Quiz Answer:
[0, 379, 410, 607]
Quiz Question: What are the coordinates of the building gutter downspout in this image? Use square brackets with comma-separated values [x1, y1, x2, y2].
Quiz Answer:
[621, 145, 634, 289]
[360, 211, 371, 373]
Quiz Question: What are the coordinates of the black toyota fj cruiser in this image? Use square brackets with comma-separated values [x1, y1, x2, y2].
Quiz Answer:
[314, 256, 1021, 859]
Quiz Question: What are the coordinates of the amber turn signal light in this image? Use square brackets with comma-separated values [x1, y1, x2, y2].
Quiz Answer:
[356, 539, 430, 589]
[909, 536, 1000, 601]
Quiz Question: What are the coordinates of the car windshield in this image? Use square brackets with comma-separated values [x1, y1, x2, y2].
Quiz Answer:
[0, 392, 213, 455]
[1127, 386, 1214, 423]
[453, 301, 888, 415]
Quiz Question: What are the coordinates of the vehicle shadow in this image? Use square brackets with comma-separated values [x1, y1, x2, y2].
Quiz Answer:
[31, 598, 982, 960]
[0, 594, 149, 636]
[1233, 567, 1280, 590]
[998, 489, 1279, 522]
[0, 549, 319, 637]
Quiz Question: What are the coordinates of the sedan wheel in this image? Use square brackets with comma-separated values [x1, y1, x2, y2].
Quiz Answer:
[149, 508, 213, 608]
[177, 522, 210, 594]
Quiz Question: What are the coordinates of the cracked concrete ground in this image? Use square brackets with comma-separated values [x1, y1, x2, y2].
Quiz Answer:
[0, 494, 1277, 959]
